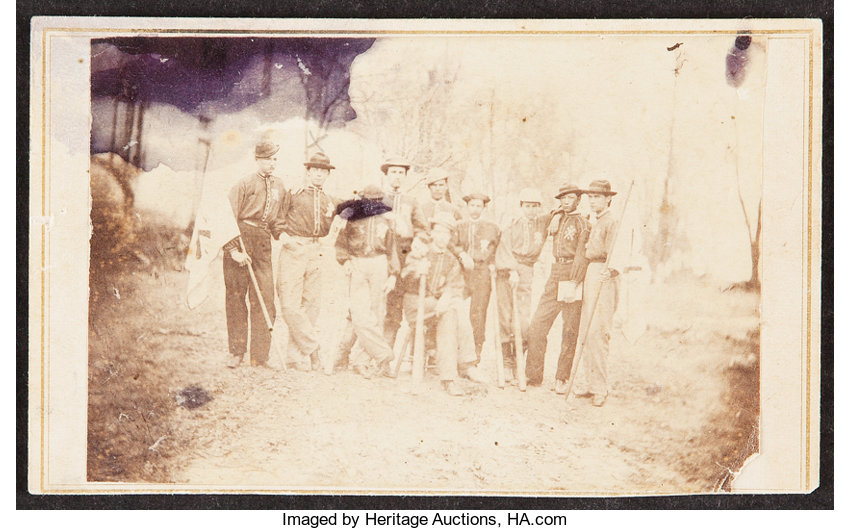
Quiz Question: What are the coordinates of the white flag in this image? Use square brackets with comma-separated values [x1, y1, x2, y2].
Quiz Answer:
[185, 189, 240, 309]
[608, 180, 650, 343]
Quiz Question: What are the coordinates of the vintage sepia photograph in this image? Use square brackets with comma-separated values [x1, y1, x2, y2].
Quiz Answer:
[28, 18, 822, 495]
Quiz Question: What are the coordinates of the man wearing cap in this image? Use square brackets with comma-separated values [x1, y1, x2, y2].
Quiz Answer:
[276, 152, 339, 370]
[222, 138, 288, 369]
[572, 180, 619, 407]
[525, 183, 590, 390]
[332, 185, 400, 377]
[401, 213, 483, 395]
[420, 168, 463, 223]
[456, 192, 500, 363]
[380, 157, 429, 347]
[494, 187, 553, 381]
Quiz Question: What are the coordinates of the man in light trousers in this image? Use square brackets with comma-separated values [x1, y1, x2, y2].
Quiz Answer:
[277, 152, 339, 370]
[572, 179, 620, 407]
[333, 185, 399, 377]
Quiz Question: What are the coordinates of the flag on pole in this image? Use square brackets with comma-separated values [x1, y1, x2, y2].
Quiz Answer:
[185, 185, 240, 309]
[608, 180, 650, 343]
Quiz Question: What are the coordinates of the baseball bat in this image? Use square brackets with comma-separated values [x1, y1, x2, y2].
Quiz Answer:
[237, 237, 286, 371]
[511, 281, 527, 391]
[489, 266, 505, 389]
[564, 179, 635, 400]
[238, 237, 274, 332]
[411, 273, 427, 383]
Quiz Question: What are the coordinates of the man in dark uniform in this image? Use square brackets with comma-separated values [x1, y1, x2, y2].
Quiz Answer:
[333, 184, 400, 377]
[420, 168, 466, 267]
[524, 183, 590, 390]
[380, 156, 429, 348]
[493, 187, 551, 381]
[456, 192, 500, 363]
[276, 152, 339, 370]
[222, 138, 288, 368]
[420, 168, 464, 223]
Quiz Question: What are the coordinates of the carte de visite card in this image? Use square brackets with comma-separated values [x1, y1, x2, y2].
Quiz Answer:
[28, 17, 822, 495]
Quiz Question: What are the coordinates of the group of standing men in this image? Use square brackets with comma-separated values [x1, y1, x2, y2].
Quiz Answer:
[221, 138, 620, 406]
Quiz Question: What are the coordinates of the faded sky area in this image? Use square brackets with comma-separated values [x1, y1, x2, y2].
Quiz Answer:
[90, 34, 768, 284]
[344, 36, 766, 283]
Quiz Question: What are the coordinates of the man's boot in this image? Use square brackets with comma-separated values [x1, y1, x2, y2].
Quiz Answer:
[460, 362, 487, 384]
[442, 380, 465, 396]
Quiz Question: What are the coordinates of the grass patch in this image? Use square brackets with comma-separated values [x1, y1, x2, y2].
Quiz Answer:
[87, 206, 188, 482]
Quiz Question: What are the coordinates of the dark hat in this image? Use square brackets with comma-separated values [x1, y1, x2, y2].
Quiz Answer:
[424, 168, 449, 186]
[255, 140, 280, 159]
[380, 156, 411, 174]
[430, 212, 456, 231]
[582, 179, 617, 196]
[462, 192, 491, 205]
[359, 184, 384, 200]
[304, 152, 335, 170]
[554, 183, 583, 199]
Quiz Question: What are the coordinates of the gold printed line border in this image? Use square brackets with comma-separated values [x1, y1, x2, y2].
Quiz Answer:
[35, 23, 819, 493]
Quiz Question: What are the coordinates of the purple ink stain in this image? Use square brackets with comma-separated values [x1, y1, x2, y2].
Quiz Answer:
[90, 37, 374, 170]
[726, 35, 751, 88]
[336, 198, 393, 221]
[92, 37, 374, 115]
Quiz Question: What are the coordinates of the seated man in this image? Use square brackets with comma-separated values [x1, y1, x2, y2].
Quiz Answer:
[401, 213, 485, 395]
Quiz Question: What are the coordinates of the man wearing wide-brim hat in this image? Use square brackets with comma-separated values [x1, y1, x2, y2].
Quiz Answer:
[221, 138, 287, 369]
[493, 186, 552, 383]
[379, 156, 429, 348]
[456, 191, 500, 364]
[570, 179, 619, 407]
[276, 151, 340, 371]
[525, 182, 591, 391]
[332, 184, 400, 378]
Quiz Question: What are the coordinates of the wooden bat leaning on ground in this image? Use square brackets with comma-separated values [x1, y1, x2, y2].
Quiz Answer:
[411, 273, 427, 383]
[489, 266, 505, 389]
[511, 282, 527, 391]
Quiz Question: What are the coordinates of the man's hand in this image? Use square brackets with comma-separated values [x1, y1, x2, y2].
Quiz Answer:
[229, 250, 252, 267]
[278, 232, 295, 249]
[410, 237, 428, 259]
[600, 268, 613, 281]
[459, 252, 474, 271]
[509, 270, 520, 288]
[383, 275, 397, 294]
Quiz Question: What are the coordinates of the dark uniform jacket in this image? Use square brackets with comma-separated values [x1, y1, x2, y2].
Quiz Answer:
[456, 218, 501, 265]
[550, 209, 591, 282]
[279, 185, 338, 238]
[223, 172, 288, 251]
[334, 212, 401, 275]
[383, 190, 428, 241]
[420, 197, 463, 223]
[494, 213, 551, 270]
[401, 247, 464, 300]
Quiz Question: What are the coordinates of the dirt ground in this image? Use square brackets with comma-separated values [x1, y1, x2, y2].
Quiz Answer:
[87, 219, 759, 494]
